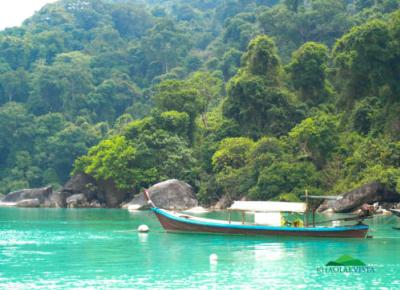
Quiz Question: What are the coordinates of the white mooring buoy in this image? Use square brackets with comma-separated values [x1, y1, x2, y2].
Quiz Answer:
[209, 253, 218, 264]
[138, 224, 150, 233]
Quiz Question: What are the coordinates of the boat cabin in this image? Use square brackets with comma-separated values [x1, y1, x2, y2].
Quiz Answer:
[228, 201, 308, 227]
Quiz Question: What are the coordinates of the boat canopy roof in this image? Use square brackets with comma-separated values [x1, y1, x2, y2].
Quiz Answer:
[228, 201, 307, 213]
[301, 195, 342, 200]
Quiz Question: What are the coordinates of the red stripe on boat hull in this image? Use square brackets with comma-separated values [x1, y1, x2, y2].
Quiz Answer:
[154, 212, 368, 238]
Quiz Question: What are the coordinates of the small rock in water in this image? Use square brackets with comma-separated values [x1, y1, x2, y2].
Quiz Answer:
[209, 253, 218, 264]
[138, 224, 150, 233]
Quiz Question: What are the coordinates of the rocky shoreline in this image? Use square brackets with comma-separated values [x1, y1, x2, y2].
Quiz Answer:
[0, 176, 199, 210]
[1, 175, 400, 214]
[317, 182, 400, 215]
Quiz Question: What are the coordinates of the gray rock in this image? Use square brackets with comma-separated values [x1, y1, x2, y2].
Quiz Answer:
[61, 173, 129, 208]
[96, 179, 131, 208]
[211, 194, 233, 210]
[61, 173, 96, 197]
[2, 187, 52, 203]
[16, 199, 40, 208]
[125, 179, 198, 210]
[89, 200, 103, 208]
[66, 194, 89, 208]
[378, 202, 398, 210]
[124, 194, 146, 210]
[318, 182, 400, 213]
[43, 192, 65, 208]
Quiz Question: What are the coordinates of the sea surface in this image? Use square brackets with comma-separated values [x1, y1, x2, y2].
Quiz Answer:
[0, 208, 399, 289]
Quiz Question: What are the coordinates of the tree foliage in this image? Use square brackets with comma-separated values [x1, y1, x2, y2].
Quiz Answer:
[2, 0, 400, 203]
[333, 19, 393, 102]
[288, 42, 332, 105]
[223, 35, 303, 138]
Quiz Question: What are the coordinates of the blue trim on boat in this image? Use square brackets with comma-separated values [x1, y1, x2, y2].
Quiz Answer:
[152, 207, 369, 232]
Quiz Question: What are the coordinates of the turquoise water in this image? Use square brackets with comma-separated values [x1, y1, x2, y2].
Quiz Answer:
[1, 208, 400, 289]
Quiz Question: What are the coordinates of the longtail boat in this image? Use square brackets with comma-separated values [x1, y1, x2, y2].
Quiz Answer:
[144, 190, 370, 238]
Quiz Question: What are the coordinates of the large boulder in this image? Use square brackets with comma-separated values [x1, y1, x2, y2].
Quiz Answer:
[0, 187, 65, 208]
[211, 194, 233, 210]
[88, 200, 103, 208]
[42, 192, 65, 208]
[60, 173, 97, 199]
[96, 179, 131, 208]
[16, 199, 40, 208]
[124, 179, 198, 210]
[66, 194, 89, 208]
[60, 173, 128, 208]
[0, 172, 129, 208]
[2, 186, 52, 204]
[318, 182, 400, 213]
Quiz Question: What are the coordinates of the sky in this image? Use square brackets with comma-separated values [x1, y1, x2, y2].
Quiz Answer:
[0, 0, 57, 30]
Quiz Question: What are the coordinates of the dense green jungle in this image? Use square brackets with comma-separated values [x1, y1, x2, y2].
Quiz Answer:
[1, 0, 400, 205]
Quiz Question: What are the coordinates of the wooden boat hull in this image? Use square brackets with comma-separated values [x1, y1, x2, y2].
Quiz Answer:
[152, 208, 369, 238]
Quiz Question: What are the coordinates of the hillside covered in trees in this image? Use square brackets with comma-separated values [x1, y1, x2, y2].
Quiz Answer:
[1, 0, 400, 205]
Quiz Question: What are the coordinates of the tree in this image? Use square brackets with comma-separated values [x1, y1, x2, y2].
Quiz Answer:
[76, 128, 198, 191]
[0, 68, 30, 104]
[258, 0, 353, 60]
[225, 75, 303, 137]
[1, 0, 400, 203]
[289, 112, 339, 168]
[153, 79, 204, 140]
[355, 0, 375, 10]
[0, 36, 30, 69]
[284, 0, 303, 13]
[0, 102, 33, 154]
[350, 97, 382, 135]
[388, 10, 400, 97]
[87, 74, 141, 122]
[188, 71, 223, 128]
[74, 136, 141, 190]
[212, 137, 255, 198]
[0, 103, 35, 192]
[247, 136, 289, 173]
[134, 129, 198, 185]
[288, 42, 332, 105]
[45, 122, 101, 182]
[143, 19, 191, 74]
[29, 51, 94, 116]
[249, 161, 320, 200]
[242, 35, 281, 83]
[212, 137, 254, 171]
[327, 134, 400, 195]
[158, 111, 190, 139]
[30, 30, 72, 63]
[111, 4, 153, 38]
[222, 14, 257, 51]
[220, 48, 242, 80]
[333, 19, 392, 103]
[223, 36, 303, 138]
